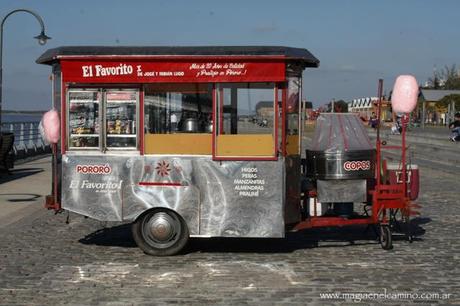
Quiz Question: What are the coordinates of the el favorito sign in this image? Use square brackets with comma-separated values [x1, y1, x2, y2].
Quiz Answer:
[61, 60, 285, 83]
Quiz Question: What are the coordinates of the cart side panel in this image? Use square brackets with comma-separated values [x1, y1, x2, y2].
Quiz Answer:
[62, 155, 126, 221]
[124, 157, 284, 237]
[197, 159, 285, 238]
[62, 155, 284, 237]
[123, 157, 200, 234]
[62, 155, 200, 234]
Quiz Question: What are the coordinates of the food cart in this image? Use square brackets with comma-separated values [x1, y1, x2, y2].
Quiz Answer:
[37, 46, 419, 255]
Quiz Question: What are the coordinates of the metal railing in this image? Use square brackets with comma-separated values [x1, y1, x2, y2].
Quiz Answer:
[1, 121, 50, 158]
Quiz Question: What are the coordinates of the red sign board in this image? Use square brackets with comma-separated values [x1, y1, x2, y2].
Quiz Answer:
[61, 60, 285, 83]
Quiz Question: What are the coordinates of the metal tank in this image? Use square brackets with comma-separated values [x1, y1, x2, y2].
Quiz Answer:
[305, 113, 376, 215]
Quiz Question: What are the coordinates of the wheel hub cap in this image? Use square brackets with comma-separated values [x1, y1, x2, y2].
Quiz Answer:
[148, 212, 174, 241]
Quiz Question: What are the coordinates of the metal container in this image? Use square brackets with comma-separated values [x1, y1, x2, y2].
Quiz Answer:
[182, 118, 199, 133]
[306, 149, 376, 180]
[204, 120, 213, 133]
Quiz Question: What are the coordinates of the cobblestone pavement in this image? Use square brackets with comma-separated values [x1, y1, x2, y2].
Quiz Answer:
[0, 159, 459, 305]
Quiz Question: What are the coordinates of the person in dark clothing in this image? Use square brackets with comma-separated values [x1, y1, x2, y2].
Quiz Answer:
[391, 114, 403, 135]
[449, 112, 460, 142]
[369, 112, 377, 129]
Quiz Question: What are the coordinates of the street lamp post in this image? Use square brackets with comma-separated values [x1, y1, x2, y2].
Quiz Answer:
[0, 8, 51, 130]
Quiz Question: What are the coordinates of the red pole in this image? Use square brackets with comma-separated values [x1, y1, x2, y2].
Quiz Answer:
[401, 114, 408, 197]
[52, 142, 60, 210]
[376, 79, 383, 186]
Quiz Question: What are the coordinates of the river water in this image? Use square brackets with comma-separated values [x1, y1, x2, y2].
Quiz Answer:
[2, 113, 43, 123]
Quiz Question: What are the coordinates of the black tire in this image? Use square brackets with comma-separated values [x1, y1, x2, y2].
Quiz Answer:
[379, 224, 393, 250]
[132, 208, 189, 256]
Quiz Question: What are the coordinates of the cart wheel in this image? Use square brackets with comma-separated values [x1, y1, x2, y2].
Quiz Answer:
[379, 224, 393, 250]
[132, 208, 189, 256]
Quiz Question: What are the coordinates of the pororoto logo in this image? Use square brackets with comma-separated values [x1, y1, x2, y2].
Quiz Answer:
[343, 160, 371, 171]
[76, 164, 112, 175]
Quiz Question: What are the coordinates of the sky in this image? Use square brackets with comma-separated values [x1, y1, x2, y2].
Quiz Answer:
[1, 0, 459, 110]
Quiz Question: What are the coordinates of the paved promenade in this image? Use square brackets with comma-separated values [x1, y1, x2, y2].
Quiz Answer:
[0, 130, 458, 305]
[0, 158, 50, 229]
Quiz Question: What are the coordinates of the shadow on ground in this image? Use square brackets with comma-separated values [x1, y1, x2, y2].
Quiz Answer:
[0, 168, 44, 184]
[79, 224, 137, 248]
[0, 193, 42, 202]
[79, 217, 429, 254]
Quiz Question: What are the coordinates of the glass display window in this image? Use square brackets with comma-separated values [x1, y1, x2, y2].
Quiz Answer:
[67, 88, 138, 151]
[285, 77, 301, 155]
[215, 83, 277, 159]
[68, 90, 100, 149]
[105, 90, 138, 149]
[144, 83, 213, 155]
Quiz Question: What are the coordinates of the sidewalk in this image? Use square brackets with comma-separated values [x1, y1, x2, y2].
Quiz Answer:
[367, 126, 458, 147]
[0, 156, 51, 229]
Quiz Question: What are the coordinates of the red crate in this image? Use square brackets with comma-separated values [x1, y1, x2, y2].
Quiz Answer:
[387, 163, 419, 200]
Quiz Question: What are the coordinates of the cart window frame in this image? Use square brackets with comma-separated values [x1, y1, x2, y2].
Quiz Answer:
[212, 82, 279, 161]
[143, 83, 213, 155]
[66, 87, 140, 153]
[67, 88, 102, 151]
[104, 89, 139, 151]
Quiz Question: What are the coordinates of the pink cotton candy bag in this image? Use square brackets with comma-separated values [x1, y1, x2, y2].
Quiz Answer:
[41, 109, 60, 144]
[391, 75, 418, 114]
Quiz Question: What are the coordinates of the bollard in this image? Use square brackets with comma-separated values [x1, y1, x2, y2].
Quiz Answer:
[29, 123, 37, 152]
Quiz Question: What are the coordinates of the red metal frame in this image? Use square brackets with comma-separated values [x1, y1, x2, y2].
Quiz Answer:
[281, 86, 287, 156]
[294, 217, 374, 231]
[274, 83, 279, 156]
[139, 85, 144, 155]
[218, 87, 224, 135]
[375, 79, 383, 186]
[211, 85, 216, 158]
[294, 79, 417, 231]
[61, 83, 67, 155]
[63, 84, 142, 154]
[138, 182, 183, 187]
[46, 74, 66, 210]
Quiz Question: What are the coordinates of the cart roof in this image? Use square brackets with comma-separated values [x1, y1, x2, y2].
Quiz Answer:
[36, 46, 319, 67]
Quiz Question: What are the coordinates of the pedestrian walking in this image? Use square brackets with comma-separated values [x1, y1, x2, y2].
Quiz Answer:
[448, 112, 460, 142]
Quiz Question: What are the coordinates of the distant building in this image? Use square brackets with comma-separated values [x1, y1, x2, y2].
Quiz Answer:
[418, 89, 460, 125]
[303, 100, 314, 120]
[348, 97, 392, 121]
[255, 101, 274, 118]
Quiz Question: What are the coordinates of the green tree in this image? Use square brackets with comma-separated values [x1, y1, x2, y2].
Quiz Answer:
[425, 64, 460, 90]
[426, 70, 441, 89]
[334, 100, 348, 113]
[440, 65, 460, 89]
[436, 94, 460, 112]
[327, 100, 348, 113]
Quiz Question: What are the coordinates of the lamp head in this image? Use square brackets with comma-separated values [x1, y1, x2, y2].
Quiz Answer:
[34, 31, 51, 45]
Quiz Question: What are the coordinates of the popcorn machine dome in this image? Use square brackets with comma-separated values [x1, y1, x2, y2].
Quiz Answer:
[306, 113, 376, 180]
